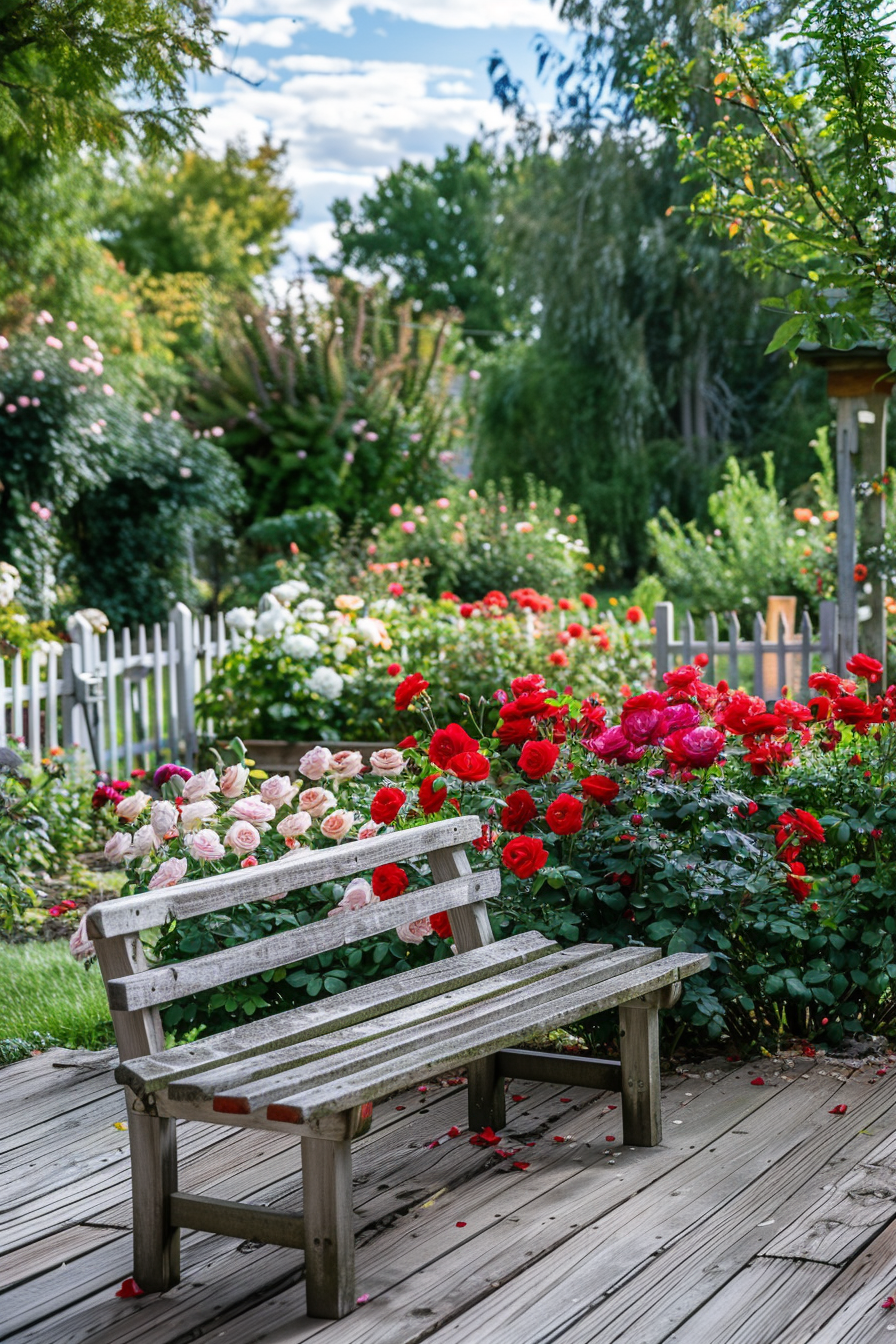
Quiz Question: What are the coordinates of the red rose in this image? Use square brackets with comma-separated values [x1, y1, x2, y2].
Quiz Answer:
[430, 910, 453, 938]
[567, 622, 585, 638]
[495, 717, 539, 747]
[846, 652, 883, 683]
[581, 774, 619, 805]
[510, 673, 545, 696]
[518, 739, 560, 779]
[777, 808, 825, 845]
[418, 773, 447, 815]
[372, 863, 409, 900]
[501, 788, 537, 832]
[388, 582, 404, 596]
[502, 835, 549, 879]
[395, 672, 429, 711]
[483, 590, 508, 608]
[446, 751, 491, 782]
[370, 787, 406, 825]
[580, 593, 597, 609]
[809, 671, 845, 697]
[545, 793, 583, 836]
[396, 735, 418, 750]
[459, 603, 474, 618]
[785, 861, 811, 902]
[429, 722, 478, 769]
[387, 662, 402, 676]
[440, 591, 461, 602]
[472, 823, 494, 851]
[558, 598, 573, 611]
[626, 605, 645, 624]
[549, 651, 569, 667]
[663, 665, 699, 691]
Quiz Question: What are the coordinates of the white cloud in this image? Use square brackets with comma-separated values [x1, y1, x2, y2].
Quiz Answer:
[218, 53, 279, 83]
[219, 0, 564, 32]
[218, 16, 299, 47]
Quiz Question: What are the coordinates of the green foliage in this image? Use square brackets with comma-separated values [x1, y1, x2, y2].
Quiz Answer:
[327, 141, 512, 344]
[371, 477, 592, 600]
[0, 0, 220, 161]
[647, 451, 837, 620]
[187, 284, 461, 528]
[635, 0, 896, 353]
[0, 941, 113, 1058]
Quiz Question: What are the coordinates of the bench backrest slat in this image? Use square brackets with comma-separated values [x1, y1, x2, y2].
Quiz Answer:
[106, 868, 502, 1011]
[87, 815, 482, 939]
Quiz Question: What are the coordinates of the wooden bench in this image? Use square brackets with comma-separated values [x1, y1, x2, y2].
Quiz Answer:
[91, 814, 709, 1319]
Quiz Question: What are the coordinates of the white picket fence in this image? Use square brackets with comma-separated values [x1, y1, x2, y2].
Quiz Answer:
[2, 599, 844, 771]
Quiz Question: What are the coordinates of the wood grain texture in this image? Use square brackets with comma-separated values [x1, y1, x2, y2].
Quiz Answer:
[88, 816, 482, 938]
[265, 953, 709, 1124]
[127, 1107, 180, 1294]
[117, 930, 556, 1095]
[619, 999, 662, 1146]
[106, 869, 502, 1012]
[170, 1192, 305, 1249]
[92, 934, 164, 1062]
[495, 1048, 621, 1091]
[301, 1133, 355, 1319]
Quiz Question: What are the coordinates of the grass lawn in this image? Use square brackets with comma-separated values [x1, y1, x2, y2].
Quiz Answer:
[0, 940, 113, 1064]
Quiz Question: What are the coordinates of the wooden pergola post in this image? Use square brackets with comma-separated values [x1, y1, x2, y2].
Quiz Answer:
[803, 346, 893, 679]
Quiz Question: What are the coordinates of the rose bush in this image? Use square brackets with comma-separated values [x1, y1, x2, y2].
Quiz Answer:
[99, 652, 896, 1054]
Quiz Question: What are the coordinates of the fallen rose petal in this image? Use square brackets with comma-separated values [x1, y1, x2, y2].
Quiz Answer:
[829, 1104, 848, 1115]
[456, 1221, 467, 1227]
[494, 1148, 519, 1158]
[605, 1135, 616, 1142]
[607, 1104, 617, 1110]
[115, 1278, 144, 1298]
[470, 1126, 501, 1146]
[512, 1161, 530, 1170]
[395, 1105, 405, 1111]
[878, 1068, 888, 1076]
[553, 1135, 566, 1143]
[750, 1077, 765, 1086]
[882, 1296, 895, 1310]
[446, 1077, 465, 1085]
[356, 1293, 370, 1305]
[418, 1085, 428, 1093]
[561, 1097, 572, 1103]
[511, 1094, 527, 1102]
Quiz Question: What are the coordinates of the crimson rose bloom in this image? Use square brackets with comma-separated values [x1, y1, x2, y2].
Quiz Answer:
[372, 863, 409, 900]
[395, 672, 429, 711]
[446, 751, 491, 782]
[581, 774, 619, 805]
[809, 671, 846, 697]
[545, 793, 584, 836]
[664, 726, 726, 769]
[430, 910, 453, 938]
[494, 716, 539, 747]
[511, 673, 545, 696]
[777, 808, 825, 845]
[418, 773, 448, 815]
[518, 739, 560, 779]
[785, 861, 812, 902]
[663, 665, 699, 691]
[846, 652, 883, 683]
[502, 835, 549, 879]
[396, 734, 418, 749]
[370, 786, 406, 825]
[501, 788, 537, 832]
[429, 722, 478, 768]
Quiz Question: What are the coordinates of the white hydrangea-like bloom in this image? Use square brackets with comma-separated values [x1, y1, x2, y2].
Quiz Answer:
[225, 606, 256, 633]
[283, 633, 319, 659]
[296, 598, 326, 620]
[270, 579, 310, 604]
[307, 666, 343, 701]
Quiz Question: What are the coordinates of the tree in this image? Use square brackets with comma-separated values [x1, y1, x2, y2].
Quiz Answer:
[635, 0, 896, 355]
[327, 142, 513, 344]
[0, 0, 220, 162]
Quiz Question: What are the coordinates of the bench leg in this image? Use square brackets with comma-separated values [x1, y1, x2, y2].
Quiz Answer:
[467, 1055, 506, 1133]
[129, 1110, 180, 1292]
[619, 1000, 662, 1146]
[302, 1134, 355, 1319]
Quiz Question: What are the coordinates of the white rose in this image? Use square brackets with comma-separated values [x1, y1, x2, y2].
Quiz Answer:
[148, 857, 188, 889]
[104, 832, 132, 862]
[190, 829, 226, 862]
[220, 763, 250, 798]
[337, 877, 374, 911]
[132, 824, 161, 855]
[283, 633, 319, 659]
[227, 797, 276, 827]
[396, 917, 433, 945]
[270, 579, 310, 603]
[298, 787, 336, 818]
[298, 745, 332, 780]
[328, 750, 363, 781]
[369, 748, 405, 778]
[332, 638, 357, 663]
[306, 621, 331, 640]
[307, 666, 343, 701]
[255, 598, 290, 639]
[225, 606, 256, 634]
[181, 799, 218, 831]
[150, 799, 178, 838]
[116, 790, 151, 822]
[320, 808, 353, 842]
[277, 810, 312, 839]
[296, 598, 326, 619]
[355, 616, 391, 649]
[182, 768, 218, 802]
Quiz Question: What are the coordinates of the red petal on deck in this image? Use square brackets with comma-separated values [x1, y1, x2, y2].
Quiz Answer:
[115, 1278, 144, 1298]
[750, 1077, 765, 1086]
[512, 1161, 530, 1170]
[829, 1104, 848, 1115]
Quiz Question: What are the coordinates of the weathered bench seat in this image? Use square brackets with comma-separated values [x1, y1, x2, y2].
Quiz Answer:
[91, 814, 709, 1320]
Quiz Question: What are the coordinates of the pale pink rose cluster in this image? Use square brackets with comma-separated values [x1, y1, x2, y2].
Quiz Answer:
[225, 820, 261, 854]
[396, 917, 433, 944]
[369, 748, 404, 778]
[327, 877, 377, 918]
[227, 796, 276, 828]
[298, 745, 365, 786]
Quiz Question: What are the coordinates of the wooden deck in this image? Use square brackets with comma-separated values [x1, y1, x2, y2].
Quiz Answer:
[2, 1044, 896, 1343]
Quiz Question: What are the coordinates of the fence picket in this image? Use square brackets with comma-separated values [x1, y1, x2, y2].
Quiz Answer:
[682, 610, 694, 665]
[166, 616, 178, 762]
[776, 615, 789, 698]
[152, 622, 165, 763]
[705, 611, 718, 682]
[800, 612, 813, 701]
[105, 629, 119, 779]
[122, 627, 134, 776]
[11, 652, 23, 740]
[752, 614, 766, 701]
[28, 651, 41, 764]
[46, 648, 58, 751]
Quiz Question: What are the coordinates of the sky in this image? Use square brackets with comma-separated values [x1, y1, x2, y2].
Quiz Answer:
[194, 0, 568, 266]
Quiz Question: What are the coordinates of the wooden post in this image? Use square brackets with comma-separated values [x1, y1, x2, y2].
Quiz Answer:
[427, 842, 504, 1132]
[836, 397, 860, 674]
[653, 602, 674, 679]
[858, 395, 888, 680]
[619, 983, 681, 1147]
[763, 597, 797, 698]
[301, 1134, 355, 1319]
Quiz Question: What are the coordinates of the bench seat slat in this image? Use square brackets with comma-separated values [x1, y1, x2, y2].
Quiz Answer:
[117, 930, 557, 1096]
[210, 946, 667, 1114]
[107, 868, 501, 1013]
[167, 942, 624, 1104]
[89, 815, 483, 939]
[261, 952, 711, 1125]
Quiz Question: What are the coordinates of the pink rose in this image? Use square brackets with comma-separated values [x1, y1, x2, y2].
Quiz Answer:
[224, 821, 261, 854]
[148, 857, 188, 889]
[357, 819, 382, 840]
[337, 877, 374, 912]
[586, 726, 645, 765]
[328, 750, 364, 781]
[299, 745, 333, 780]
[277, 811, 313, 839]
[228, 797, 276, 827]
[182, 768, 219, 802]
[190, 829, 226, 862]
[320, 809, 354, 842]
[70, 913, 94, 961]
[396, 917, 433, 945]
[220, 764, 250, 798]
[369, 748, 405, 778]
[298, 787, 336, 818]
[260, 774, 298, 808]
[115, 789, 151, 822]
[150, 799, 178, 837]
[181, 799, 218, 831]
[104, 832, 132, 862]
[132, 824, 160, 855]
